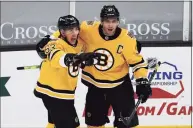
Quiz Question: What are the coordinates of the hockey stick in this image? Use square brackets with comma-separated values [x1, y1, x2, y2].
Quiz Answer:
[17, 65, 40, 70]
[120, 61, 161, 127]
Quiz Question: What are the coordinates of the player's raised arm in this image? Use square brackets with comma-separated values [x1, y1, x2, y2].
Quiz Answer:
[79, 20, 100, 42]
[36, 26, 60, 59]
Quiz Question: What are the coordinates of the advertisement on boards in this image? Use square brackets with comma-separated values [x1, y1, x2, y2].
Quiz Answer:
[1, 47, 192, 127]
[1, 2, 69, 46]
[76, 1, 184, 41]
[1, 1, 189, 48]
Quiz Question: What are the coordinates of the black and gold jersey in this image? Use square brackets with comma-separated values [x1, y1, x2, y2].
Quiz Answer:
[79, 21, 148, 88]
[34, 38, 85, 100]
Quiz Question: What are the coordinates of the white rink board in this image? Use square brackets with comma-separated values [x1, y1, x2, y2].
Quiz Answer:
[1, 47, 192, 127]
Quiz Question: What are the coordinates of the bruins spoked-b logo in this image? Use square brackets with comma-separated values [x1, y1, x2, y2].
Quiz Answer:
[94, 48, 114, 71]
[68, 65, 80, 77]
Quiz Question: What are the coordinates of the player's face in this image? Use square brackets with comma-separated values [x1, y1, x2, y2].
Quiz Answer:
[101, 18, 119, 36]
[60, 27, 79, 45]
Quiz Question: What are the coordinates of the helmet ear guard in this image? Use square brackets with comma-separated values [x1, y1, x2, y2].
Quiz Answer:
[100, 5, 120, 21]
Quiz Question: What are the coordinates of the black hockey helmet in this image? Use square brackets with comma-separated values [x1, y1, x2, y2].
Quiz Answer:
[57, 15, 80, 30]
[100, 5, 120, 21]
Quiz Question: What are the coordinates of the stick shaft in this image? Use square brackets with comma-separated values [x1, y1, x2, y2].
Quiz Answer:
[17, 65, 40, 70]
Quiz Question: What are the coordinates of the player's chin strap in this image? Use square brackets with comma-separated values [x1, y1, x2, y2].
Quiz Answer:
[120, 61, 161, 127]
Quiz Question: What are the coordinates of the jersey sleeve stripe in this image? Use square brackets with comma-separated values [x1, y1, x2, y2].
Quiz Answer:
[129, 58, 144, 67]
[49, 49, 60, 60]
[39, 60, 46, 70]
[132, 62, 148, 73]
[133, 66, 148, 73]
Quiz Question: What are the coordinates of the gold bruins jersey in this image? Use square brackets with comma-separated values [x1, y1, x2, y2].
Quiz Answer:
[34, 38, 84, 100]
[79, 21, 148, 88]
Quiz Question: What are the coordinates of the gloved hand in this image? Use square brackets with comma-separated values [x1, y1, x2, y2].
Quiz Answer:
[75, 52, 108, 69]
[136, 78, 152, 103]
[64, 52, 108, 68]
[36, 35, 51, 59]
[64, 53, 77, 67]
[75, 52, 96, 63]
[64, 52, 97, 67]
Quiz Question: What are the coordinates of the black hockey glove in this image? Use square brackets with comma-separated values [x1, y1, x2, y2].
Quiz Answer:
[36, 35, 51, 59]
[64, 53, 77, 67]
[64, 53, 97, 67]
[75, 52, 108, 69]
[136, 78, 152, 103]
[64, 52, 108, 68]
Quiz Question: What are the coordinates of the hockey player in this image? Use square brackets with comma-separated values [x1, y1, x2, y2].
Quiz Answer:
[79, 5, 152, 128]
[36, 5, 152, 128]
[34, 15, 106, 128]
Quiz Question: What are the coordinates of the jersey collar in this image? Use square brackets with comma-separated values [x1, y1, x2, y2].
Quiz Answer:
[98, 24, 121, 41]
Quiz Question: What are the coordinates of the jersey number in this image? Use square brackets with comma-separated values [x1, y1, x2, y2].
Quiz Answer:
[44, 44, 56, 55]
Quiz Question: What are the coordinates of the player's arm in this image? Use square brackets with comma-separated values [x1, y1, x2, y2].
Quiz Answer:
[122, 38, 151, 103]
[123, 38, 148, 79]
[43, 41, 99, 69]
[42, 41, 73, 68]
[127, 31, 142, 53]
[79, 21, 98, 42]
[123, 32, 145, 78]
[36, 30, 60, 59]
[79, 21, 90, 42]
